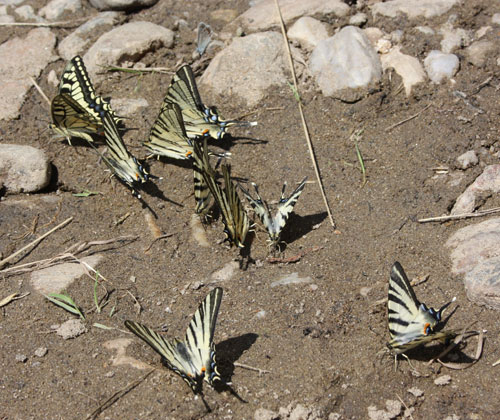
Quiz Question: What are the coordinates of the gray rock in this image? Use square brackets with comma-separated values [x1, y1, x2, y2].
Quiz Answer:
[0, 28, 56, 120]
[211, 261, 239, 282]
[287, 16, 329, 50]
[235, 0, 349, 32]
[34, 347, 48, 357]
[88, 0, 158, 11]
[439, 24, 472, 53]
[15, 354, 28, 363]
[83, 21, 174, 77]
[0, 15, 15, 23]
[380, 47, 425, 96]
[309, 26, 381, 101]
[58, 12, 118, 60]
[271, 272, 312, 287]
[465, 40, 496, 67]
[349, 12, 367, 27]
[0, 145, 51, 193]
[446, 217, 500, 275]
[31, 255, 103, 294]
[416, 26, 435, 35]
[110, 97, 148, 117]
[464, 257, 500, 309]
[456, 150, 478, 169]
[15, 5, 46, 22]
[371, 0, 459, 19]
[451, 164, 500, 214]
[424, 50, 459, 83]
[39, 0, 82, 20]
[492, 13, 500, 25]
[56, 319, 87, 339]
[200, 32, 304, 107]
[254, 408, 278, 420]
[434, 375, 451, 386]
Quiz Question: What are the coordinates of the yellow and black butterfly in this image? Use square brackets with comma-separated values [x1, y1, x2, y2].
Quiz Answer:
[50, 55, 120, 142]
[125, 287, 223, 393]
[143, 101, 196, 160]
[387, 262, 456, 355]
[192, 139, 249, 247]
[191, 138, 214, 216]
[99, 111, 148, 196]
[164, 64, 256, 140]
[239, 178, 307, 250]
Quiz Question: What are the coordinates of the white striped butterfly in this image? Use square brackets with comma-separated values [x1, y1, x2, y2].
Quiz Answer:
[125, 287, 223, 393]
[239, 178, 307, 250]
[387, 262, 456, 355]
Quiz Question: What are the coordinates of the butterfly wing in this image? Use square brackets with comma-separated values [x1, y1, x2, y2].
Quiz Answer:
[196, 22, 212, 56]
[50, 93, 102, 142]
[192, 139, 213, 215]
[387, 262, 454, 353]
[183, 287, 223, 386]
[143, 101, 194, 160]
[124, 321, 200, 391]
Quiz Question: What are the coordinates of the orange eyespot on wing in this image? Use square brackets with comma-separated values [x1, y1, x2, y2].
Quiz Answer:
[423, 323, 431, 335]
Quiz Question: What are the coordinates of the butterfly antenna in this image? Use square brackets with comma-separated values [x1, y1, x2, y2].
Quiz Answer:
[437, 296, 457, 318]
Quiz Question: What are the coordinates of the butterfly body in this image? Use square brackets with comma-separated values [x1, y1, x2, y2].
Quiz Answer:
[125, 287, 223, 392]
[387, 262, 456, 354]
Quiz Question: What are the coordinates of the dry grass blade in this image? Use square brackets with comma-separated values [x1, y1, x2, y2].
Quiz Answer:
[0, 216, 73, 269]
[418, 207, 500, 223]
[29, 76, 51, 107]
[0, 17, 89, 28]
[0, 292, 30, 308]
[274, 0, 336, 229]
[385, 104, 431, 132]
[234, 362, 270, 375]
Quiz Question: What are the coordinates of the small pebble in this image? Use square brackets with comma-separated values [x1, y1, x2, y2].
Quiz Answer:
[255, 310, 266, 319]
[34, 347, 48, 358]
[16, 354, 28, 363]
[434, 375, 452, 386]
[105, 371, 115, 378]
[408, 387, 424, 397]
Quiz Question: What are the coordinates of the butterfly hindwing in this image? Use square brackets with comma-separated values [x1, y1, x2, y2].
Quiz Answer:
[387, 262, 456, 354]
[125, 287, 223, 392]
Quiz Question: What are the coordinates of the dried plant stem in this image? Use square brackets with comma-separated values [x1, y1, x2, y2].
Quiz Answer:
[0, 217, 73, 269]
[274, 0, 336, 229]
[418, 207, 500, 223]
[29, 76, 51, 107]
[385, 104, 431, 132]
[0, 18, 89, 28]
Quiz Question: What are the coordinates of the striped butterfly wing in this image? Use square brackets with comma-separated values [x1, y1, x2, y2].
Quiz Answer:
[196, 22, 212, 56]
[387, 262, 456, 354]
[58, 55, 120, 124]
[240, 178, 306, 248]
[220, 164, 249, 248]
[143, 101, 194, 160]
[124, 287, 223, 392]
[192, 138, 213, 215]
[101, 112, 148, 193]
[50, 93, 102, 142]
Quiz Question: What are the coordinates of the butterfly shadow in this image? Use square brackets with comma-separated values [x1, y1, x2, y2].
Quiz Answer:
[217, 134, 269, 150]
[279, 211, 328, 250]
[212, 333, 259, 400]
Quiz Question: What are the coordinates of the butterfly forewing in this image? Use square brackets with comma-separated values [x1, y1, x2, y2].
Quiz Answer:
[125, 287, 223, 392]
[192, 139, 214, 215]
[387, 262, 456, 354]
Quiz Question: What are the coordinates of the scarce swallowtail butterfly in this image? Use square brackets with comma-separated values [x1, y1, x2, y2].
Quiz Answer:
[125, 287, 223, 393]
[387, 262, 456, 355]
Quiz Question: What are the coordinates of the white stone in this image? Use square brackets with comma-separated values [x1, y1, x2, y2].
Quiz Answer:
[1, 0, 23, 5]
[0, 6, 9, 15]
[439, 24, 472, 53]
[451, 164, 500, 214]
[0, 14, 14, 23]
[110, 97, 148, 117]
[434, 375, 451, 386]
[464, 256, 500, 309]
[476, 26, 492, 39]
[492, 13, 500, 25]
[200, 32, 304, 107]
[34, 347, 48, 357]
[415, 26, 435, 35]
[58, 11, 118, 59]
[363, 27, 384, 47]
[211, 261, 239, 282]
[381, 47, 425, 96]
[254, 408, 278, 420]
[309, 26, 381, 101]
[56, 319, 87, 339]
[39, 0, 82, 20]
[0, 144, 52, 193]
[408, 387, 424, 397]
[271, 272, 312, 287]
[0, 28, 57, 120]
[83, 21, 174, 77]
[31, 255, 103, 294]
[235, 0, 349, 32]
[456, 150, 478, 169]
[465, 40, 495, 67]
[424, 50, 459, 84]
[349, 12, 367, 27]
[446, 217, 500, 275]
[15, 5, 45, 22]
[287, 16, 329, 50]
[88, 0, 158, 11]
[371, 0, 459, 19]
[375, 38, 392, 54]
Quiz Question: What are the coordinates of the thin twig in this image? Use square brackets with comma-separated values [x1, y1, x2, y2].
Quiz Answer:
[0, 18, 89, 28]
[234, 362, 270, 375]
[143, 233, 175, 253]
[0, 217, 73, 269]
[86, 369, 155, 420]
[385, 104, 431, 132]
[274, 0, 336, 229]
[29, 76, 51, 107]
[418, 207, 500, 223]
[103, 65, 173, 75]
